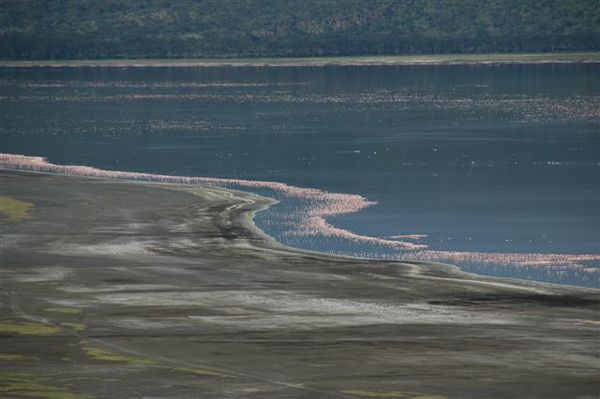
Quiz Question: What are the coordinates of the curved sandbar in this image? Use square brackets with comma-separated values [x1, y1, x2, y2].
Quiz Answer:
[1, 170, 598, 399]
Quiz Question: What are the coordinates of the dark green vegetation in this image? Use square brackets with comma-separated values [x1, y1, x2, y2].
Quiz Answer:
[1, 0, 599, 60]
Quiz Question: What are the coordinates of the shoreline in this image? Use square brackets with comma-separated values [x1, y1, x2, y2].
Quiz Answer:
[2, 153, 598, 290]
[3, 167, 596, 293]
[1, 169, 599, 398]
[1, 52, 599, 68]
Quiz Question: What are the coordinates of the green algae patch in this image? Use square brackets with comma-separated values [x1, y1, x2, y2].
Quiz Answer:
[44, 307, 82, 315]
[81, 343, 155, 365]
[0, 354, 38, 361]
[341, 390, 447, 399]
[0, 196, 34, 221]
[0, 373, 93, 399]
[0, 322, 61, 336]
[60, 322, 86, 331]
[176, 367, 233, 378]
[0, 372, 35, 380]
[0, 382, 93, 399]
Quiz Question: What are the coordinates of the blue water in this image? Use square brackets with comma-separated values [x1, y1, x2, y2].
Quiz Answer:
[1, 64, 598, 287]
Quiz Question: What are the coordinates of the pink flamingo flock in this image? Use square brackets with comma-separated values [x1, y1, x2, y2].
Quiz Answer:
[2, 153, 598, 278]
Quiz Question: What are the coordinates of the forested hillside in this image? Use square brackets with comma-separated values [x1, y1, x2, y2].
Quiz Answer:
[1, 0, 598, 60]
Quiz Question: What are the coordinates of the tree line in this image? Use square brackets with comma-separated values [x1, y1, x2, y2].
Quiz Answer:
[1, 0, 598, 60]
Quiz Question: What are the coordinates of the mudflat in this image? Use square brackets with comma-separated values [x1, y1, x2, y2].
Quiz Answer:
[1, 170, 598, 399]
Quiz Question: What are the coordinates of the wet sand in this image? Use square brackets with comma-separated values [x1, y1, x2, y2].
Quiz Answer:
[1, 170, 598, 399]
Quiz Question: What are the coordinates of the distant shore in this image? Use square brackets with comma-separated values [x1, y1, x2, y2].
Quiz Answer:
[1, 52, 599, 68]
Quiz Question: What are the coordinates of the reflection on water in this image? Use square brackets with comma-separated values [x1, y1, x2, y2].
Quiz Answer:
[1, 64, 598, 287]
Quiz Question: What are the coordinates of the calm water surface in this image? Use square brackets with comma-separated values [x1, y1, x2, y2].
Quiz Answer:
[1, 64, 598, 287]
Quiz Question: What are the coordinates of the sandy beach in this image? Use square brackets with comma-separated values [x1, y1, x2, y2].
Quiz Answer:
[1, 169, 598, 398]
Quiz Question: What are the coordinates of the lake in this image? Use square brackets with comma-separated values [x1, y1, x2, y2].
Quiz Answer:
[1, 63, 598, 287]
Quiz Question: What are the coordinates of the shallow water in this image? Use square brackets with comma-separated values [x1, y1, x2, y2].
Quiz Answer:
[1, 64, 598, 287]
